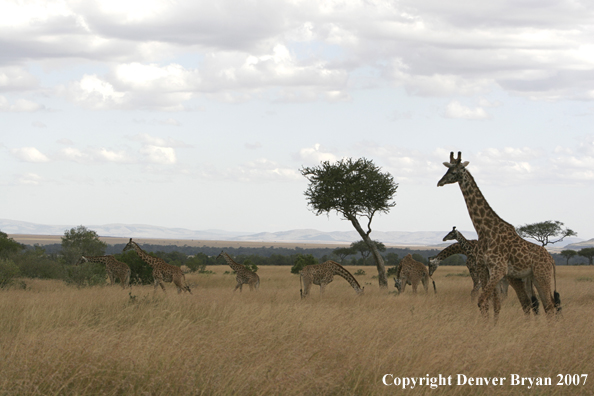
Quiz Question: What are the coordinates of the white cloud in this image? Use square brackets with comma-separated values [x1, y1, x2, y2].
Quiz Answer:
[0, 67, 38, 91]
[11, 147, 50, 162]
[298, 143, 337, 164]
[228, 158, 300, 182]
[139, 145, 177, 164]
[444, 101, 489, 119]
[16, 173, 42, 185]
[0, 96, 45, 112]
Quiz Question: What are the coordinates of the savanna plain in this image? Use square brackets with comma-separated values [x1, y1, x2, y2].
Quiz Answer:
[1, 265, 593, 396]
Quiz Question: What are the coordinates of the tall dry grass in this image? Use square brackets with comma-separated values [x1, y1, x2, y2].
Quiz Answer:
[1, 266, 593, 395]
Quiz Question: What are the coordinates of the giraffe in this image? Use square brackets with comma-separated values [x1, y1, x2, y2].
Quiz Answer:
[300, 260, 363, 298]
[216, 251, 260, 292]
[437, 151, 560, 320]
[123, 238, 191, 294]
[76, 255, 131, 289]
[441, 227, 513, 303]
[393, 254, 436, 294]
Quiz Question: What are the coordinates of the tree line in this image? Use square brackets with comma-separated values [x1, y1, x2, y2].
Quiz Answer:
[1, 224, 592, 290]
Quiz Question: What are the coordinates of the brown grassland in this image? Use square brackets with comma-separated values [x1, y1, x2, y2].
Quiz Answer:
[1, 265, 593, 396]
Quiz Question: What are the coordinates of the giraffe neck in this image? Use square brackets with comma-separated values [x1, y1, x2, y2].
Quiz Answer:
[435, 242, 465, 261]
[329, 261, 363, 293]
[459, 169, 513, 239]
[83, 255, 113, 265]
[221, 252, 247, 272]
[130, 242, 156, 268]
[453, 232, 474, 255]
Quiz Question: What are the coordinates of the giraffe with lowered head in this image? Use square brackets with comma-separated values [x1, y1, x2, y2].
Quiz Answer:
[300, 260, 363, 298]
[76, 255, 131, 289]
[393, 254, 436, 294]
[437, 152, 560, 320]
[123, 238, 192, 294]
[216, 251, 260, 292]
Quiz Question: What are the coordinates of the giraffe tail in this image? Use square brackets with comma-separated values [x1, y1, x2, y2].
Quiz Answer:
[299, 272, 303, 299]
[432, 279, 437, 294]
[552, 261, 562, 313]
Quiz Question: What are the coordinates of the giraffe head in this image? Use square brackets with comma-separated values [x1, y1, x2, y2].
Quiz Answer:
[123, 238, 135, 252]
[437, 151, 469, 187]
[442, 226, 460, 242]
[427, 256, 440, 277]
[75, 256, 89, 266]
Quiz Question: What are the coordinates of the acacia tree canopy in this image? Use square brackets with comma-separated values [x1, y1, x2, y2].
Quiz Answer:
[516, 220, 577, 246]
[61, 225, 108, 265]
[300, 157, 397, 287]
[560, 249, 578, 265]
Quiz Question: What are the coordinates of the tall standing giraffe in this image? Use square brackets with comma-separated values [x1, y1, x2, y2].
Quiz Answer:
[123, 238, 192, 294]
[216, 251, 260, 292]
[76, 255, 131, 289]
[300, 260, 363, 298]
[437, 152, 560, 320]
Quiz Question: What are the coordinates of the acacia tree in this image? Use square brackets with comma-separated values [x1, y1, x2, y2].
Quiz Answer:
[559, 249, 578, 265]
[301, 157, 397, 287]
[350, 240, 386, 264]
[516, 220, 577, 246]
[578, 248, 594, 265]
[333, 246, 357, 263]
[61, 225, 107, 265]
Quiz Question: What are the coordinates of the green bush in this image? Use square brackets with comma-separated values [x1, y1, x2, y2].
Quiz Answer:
[354, 269, 366, 276]
[386, 266, 399, 278]
[291, 254, 318, 274]
[115, 251, 153, 285]
[64, 262, 106, 287]
[0, 259, 20, 288]
[13, 247, 64, 279]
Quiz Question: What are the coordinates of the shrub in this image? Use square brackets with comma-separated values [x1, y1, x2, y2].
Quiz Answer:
[64, 262, 106, 287]
[115, 251, 153, 285]
[13, 247, 64, 279]
[354, 269, 366, 276]
[0, 259, 20, 288]
[291, 254, 318, 274]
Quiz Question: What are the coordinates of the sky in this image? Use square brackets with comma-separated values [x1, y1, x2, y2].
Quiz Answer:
[1, 0, 594, 239]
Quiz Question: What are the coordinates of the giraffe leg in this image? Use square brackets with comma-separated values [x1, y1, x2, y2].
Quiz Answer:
[532, 271, 555, 315]
[412, 280, 418, 294]
[470, 270, 481, 301]
[422, 277, 429, 293]
[302, 276, 311, 298]
[124, 270, 131, 289]
[234, 282, 241, 292]
[478, 260, 506, 321]
[107, 271, 115, 286]
[506, 277, 532, 315]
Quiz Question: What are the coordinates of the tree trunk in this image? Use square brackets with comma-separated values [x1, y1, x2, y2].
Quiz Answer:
[347, 215, 388, 288]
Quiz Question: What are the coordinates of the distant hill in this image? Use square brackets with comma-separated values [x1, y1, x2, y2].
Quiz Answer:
[0, 218, 473, 246]
[562, 238, 594, 250]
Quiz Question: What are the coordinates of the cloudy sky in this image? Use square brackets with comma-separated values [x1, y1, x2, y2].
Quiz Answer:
[1, 0, 594, 239]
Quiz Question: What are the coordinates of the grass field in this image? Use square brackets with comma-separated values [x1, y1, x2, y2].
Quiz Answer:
[1, 265, 593, 395]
